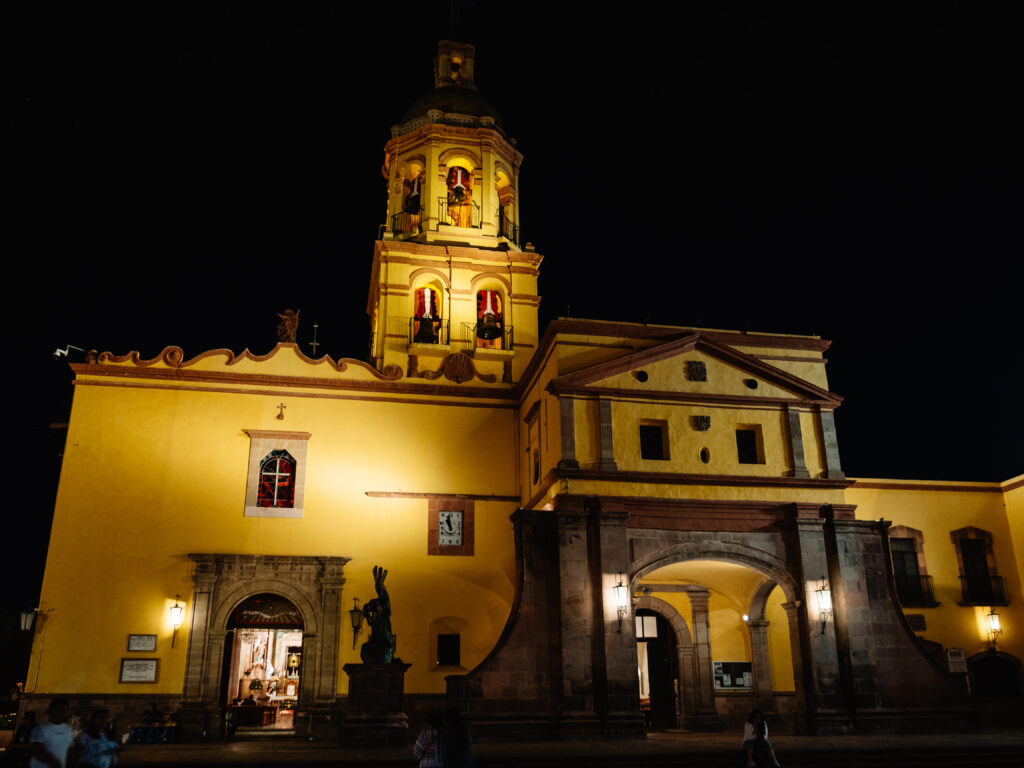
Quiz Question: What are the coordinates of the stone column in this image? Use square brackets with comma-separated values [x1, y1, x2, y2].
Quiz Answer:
[819, 410, 845, 480]
[316, 564, 345, 703]
[558, 398, 579, 469]
[782, 602, 809, 734]
[183, 563, 218, 701]
[678, 645, 698, 730]
[587, 502, 642, 736]
[748, 620, 775, 713]
[688, 589, 721, 730]
[785, 406, 810, 478]
[597, 399, 617, 471]
[556, 504, 594, 717]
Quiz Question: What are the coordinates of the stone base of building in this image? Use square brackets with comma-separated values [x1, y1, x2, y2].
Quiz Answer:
[340, 713, 409, 746]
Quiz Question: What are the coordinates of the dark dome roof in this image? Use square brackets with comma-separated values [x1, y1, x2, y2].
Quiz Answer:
[401, 86, 504, 128]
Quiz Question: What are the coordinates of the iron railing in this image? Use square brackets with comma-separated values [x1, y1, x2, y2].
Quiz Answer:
[894, 574, 936, 606]
[438, 197, 481, 228]
[406, 317, 449, 345]
[391, 208, 422, 236]
[459, 321, 513, 351]
[960, 574, 1006, 604]
[497, 208, 520, 245]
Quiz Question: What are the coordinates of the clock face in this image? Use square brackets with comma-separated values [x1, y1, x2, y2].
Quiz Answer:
[438, 510, 464, 546]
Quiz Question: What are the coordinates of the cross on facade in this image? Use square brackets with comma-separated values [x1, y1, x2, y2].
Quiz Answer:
[309, 322, 320, 356]
[276, 403, 287, 420]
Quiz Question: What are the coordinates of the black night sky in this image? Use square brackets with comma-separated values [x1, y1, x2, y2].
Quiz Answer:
[9, 4, 1022, 631]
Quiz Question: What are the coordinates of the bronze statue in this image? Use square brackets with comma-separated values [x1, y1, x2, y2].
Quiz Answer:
[277, 309, 300, 343]
[360, 565, 396, 664]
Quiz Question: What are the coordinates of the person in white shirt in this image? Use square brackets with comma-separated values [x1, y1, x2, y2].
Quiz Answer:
[741, 709, 781, 768]
[30, 698, 75, 768]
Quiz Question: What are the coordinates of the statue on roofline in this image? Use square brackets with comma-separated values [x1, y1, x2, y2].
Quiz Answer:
[277, 309, 300, 343]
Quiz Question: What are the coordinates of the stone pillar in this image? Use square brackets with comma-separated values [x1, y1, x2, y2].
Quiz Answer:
[688, 589, 721, 730]
[678, 645, 698, 730]
[317, 565, 345, 704]
[785, 406, 810, 478]
[748, 620, 775, 713]
[183, 565, 217, 701]
[790, 509, 851, 733]
[587, 502, 643, 736]
[597, 399, 617, 471]
[558, 398, 579, 469]
[782, 602, 809, 734]
[819, 410, 845, 480]
[556, 504, 594, 719]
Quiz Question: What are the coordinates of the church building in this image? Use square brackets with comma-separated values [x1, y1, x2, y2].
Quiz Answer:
[25, 41, 1023, 740]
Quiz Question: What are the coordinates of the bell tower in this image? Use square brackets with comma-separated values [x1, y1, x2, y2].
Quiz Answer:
[367, 41, 541, 385]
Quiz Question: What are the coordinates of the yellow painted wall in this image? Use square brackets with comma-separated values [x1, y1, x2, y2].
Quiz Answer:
[30, 357, 518, 696]
[1004, 476, 1024, 590]
[765, 586, 795, 691]
[848, 480, 1023, 664]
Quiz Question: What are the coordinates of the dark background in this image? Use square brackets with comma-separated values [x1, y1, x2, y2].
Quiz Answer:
[8, 3, 1021, 685]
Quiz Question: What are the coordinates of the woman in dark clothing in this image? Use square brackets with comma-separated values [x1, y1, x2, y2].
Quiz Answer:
[443, 707, 475, 768]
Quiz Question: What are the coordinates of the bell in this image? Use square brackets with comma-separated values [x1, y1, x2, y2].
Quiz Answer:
[477, 312, 502, 340]
[414, 317, 437, 343]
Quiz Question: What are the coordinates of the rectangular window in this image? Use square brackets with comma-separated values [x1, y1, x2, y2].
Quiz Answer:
[891, 538, 924, 604]
[437, 633, 460, 666]
[961, 539, 996, 603]
[639, 421, 669, 461]
[735, 427, 763, 464]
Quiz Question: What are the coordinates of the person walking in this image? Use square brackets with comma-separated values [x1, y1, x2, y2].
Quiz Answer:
[29, 699, 74, 768]
[70, 709, 120, 768]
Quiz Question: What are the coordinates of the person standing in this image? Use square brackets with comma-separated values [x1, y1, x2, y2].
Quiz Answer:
[443, 707, 474, 768]
[412, 711, 446, 768]
[70, 709, 120, 768]
[29, 699, 74, 768]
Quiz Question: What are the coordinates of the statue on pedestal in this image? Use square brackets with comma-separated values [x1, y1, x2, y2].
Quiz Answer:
[360, 565, 396, 664]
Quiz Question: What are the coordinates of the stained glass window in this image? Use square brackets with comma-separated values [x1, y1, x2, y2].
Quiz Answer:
[257, 450, 295, 508]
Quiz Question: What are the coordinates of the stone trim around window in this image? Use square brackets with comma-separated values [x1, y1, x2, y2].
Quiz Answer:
[949, 526, 1008, 606]
[243, 430, 311, 518]
[888, 525, 939, 607]
[427, 498, 474, 556]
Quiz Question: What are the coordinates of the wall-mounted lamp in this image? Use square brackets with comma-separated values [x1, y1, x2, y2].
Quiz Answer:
[815, 576, 833, 634]
[349, 598, 364, 649]
[169, 595, 185, 648]
[20, 610, 37, 632]
[742, 614, 750, 624]
[986, 607, 1002, 650]
[614, 575, 630, 633]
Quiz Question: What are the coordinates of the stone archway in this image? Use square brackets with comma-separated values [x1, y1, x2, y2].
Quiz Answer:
[628, 535, 805, 731]
[180, 554, 349, 739]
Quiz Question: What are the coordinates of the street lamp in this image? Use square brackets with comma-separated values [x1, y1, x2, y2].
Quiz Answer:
[614, 575, 629, 633]
[349, 598, 364, 649]
[815, 577, 833, 634]
[986, 608, 1002, 650]
[170, 595, 184, 648]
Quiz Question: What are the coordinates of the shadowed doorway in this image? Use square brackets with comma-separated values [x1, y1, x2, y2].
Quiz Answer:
[636, 609, 679, 730]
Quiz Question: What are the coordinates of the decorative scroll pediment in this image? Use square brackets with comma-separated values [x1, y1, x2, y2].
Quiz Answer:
[420, 352, 497, 384]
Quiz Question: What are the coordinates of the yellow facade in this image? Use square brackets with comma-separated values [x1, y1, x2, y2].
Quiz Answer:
[26, 40, 1022, 738]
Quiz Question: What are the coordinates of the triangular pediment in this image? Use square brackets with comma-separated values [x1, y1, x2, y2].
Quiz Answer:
[547, 333, 840, 405]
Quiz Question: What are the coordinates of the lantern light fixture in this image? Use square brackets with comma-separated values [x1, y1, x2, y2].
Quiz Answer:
[349, 598, 365, 649]
[986, 608, 1002, 650]
[169, 595, 185, 648]
[614, 575, 630, 633]
[815, 576, 833, 634]
[20, 610, 36, 632]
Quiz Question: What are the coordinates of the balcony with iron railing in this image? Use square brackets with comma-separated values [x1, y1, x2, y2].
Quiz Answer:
[959, 574, 1008, 605]
[438, 197, 481, 228]
[460, 321, 513, 353]
[391, 206, 422, 237]
[894, 574, 938, 606]
[406, 317, 449, 346]
[496, 208, 520, 245]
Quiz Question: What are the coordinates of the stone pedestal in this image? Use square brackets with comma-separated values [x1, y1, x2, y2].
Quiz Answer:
[342, 661, 410, 746]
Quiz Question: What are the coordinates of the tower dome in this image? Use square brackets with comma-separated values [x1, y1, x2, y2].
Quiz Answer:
[392, 41, 507, 138]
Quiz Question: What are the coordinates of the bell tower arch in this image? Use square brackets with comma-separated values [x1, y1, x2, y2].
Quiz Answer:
[368, 41, 540, 385]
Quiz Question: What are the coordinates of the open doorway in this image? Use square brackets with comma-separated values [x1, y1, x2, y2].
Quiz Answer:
[636, 609, 679, 730]
[222, 593, 303, 733]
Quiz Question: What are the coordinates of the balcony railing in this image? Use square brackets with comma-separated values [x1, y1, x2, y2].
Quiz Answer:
[438, 198, 481, 228]
[894, 574, 936, 606]
[391, 208, 422, 236]
[960, 574, 1007, 604]
[497, 208, 520, 245]
[459, 321, 513, 351]
[406, 317, 449, 346]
